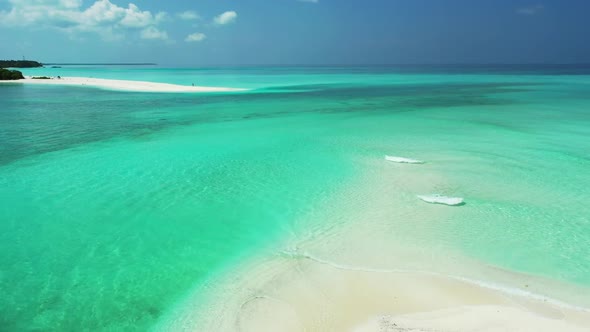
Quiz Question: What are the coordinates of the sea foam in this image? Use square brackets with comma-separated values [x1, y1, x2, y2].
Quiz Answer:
[385, 155, 424, 164]
[281, 249, 589, 312]
[417, 194, 464, 206]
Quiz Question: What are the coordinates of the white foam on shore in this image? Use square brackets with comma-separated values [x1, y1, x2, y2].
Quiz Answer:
[385, 155, 424, 164]
[417, 194, 464, 206]
[283, 248, 590, 312]
[0, 76, 246, 93]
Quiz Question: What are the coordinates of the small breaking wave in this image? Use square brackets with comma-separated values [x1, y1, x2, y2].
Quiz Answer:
[385, 155, 424, 164]
[281, 248, 590, 313]
[417, 194, 464, 206]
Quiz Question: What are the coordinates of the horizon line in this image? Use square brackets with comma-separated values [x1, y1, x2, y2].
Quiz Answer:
[42, 63, 157, 66]
[38, 62, 590, 67]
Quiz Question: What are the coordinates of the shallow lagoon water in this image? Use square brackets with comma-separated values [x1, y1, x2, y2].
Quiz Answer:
[1, 66, 589, 330]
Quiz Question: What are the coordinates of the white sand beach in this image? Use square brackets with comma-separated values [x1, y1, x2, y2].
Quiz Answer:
[156, 156, 590, 332]
[0, 76, 245, 93]
[158, 252, 590, 332]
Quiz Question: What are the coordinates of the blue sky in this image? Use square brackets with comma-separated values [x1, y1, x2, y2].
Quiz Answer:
[0, 0, 589, 65]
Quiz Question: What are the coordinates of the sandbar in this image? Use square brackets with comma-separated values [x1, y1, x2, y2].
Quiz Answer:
[157, 252, 590, 332]
[155, 156, 590, 331]
[0, 76, 245, 93]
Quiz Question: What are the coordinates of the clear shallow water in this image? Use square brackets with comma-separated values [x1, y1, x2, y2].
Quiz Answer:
[1, 66, 590, 330]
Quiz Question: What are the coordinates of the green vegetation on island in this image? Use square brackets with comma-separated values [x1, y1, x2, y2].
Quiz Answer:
[0, 68, 25, 80]
[0, 60, 43, 68]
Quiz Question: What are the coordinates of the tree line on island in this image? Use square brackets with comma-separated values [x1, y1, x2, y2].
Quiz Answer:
[0, 60, 43, 81]
[0, 60, 43, 68]
[0, 68, 25, 80]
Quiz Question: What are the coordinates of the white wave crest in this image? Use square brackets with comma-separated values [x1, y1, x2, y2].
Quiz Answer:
[385, 155, 424, 164]
[417, 194, 464, 206]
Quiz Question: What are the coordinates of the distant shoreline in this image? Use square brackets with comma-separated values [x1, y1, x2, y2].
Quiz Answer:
[0, 60, 43, 68]
[42, 63, 157, 66]
[0, 76, 245, 93]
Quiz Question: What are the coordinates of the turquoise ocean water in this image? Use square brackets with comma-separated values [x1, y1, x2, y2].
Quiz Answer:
[1, 65, 589, 330]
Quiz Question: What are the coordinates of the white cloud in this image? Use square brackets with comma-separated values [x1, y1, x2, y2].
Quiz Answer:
[178, 10, 199, 20]
[0, 0, 168, 40]
[213, 11, 237, 25]
[185, 32, 206, 43]
[140, 26, 168, 40]
[517, 4, 545, 15]
[119, 4, 157, 28]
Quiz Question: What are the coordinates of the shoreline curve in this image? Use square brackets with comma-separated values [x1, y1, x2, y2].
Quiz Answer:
[0, 76, 247, 93]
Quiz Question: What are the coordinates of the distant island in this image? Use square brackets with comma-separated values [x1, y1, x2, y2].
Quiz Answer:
[43, 63, 157, 66]
[0, 60, 34, 80]
[0, 60, 158, 68]
[0, 60, 43, 68]
[0, 68, 25, 80]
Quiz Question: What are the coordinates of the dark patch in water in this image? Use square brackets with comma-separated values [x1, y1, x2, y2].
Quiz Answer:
[146, 306, 161, 317]
[0, 81, 541, 166]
